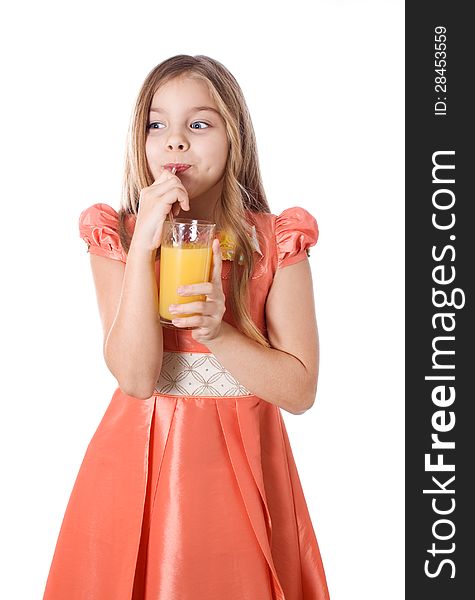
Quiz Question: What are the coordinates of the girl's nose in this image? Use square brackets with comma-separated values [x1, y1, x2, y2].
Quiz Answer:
[167, 142, 187, 151]
[166, 130, 190, 151]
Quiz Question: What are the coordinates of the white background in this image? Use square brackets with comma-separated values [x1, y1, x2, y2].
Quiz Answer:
[1, 0, 404, 598]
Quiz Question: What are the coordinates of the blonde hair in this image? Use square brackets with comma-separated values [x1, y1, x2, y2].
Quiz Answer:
[118, 54, 271, 347]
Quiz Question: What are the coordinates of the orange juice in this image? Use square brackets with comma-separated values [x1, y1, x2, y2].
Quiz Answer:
[159, 245, 213, 322]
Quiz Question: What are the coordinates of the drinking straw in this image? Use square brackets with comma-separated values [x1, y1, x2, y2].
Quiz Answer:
[168, 166, 177, 225]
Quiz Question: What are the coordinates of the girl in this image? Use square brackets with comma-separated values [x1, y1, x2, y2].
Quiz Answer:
[43, 55, 330, 600]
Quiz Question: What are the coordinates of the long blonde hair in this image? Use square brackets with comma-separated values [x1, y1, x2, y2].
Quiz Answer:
[118, 54, 271, 347]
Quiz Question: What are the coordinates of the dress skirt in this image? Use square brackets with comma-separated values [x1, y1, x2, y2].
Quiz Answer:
[42, 387, 330, 599]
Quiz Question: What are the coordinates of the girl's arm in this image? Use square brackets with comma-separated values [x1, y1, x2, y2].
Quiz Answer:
[205, 258, 319, 415]
[91, 240, 163, 399]
[84, 169, 189, 399]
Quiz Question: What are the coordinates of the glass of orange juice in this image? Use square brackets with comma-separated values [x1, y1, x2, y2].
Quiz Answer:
[159, 218, 216, 329]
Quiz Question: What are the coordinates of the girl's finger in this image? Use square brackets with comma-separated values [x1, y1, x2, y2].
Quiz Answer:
[172, 314, 209, 328]
[151, 174, 188, 196]
[169, 301, 212, 315]
[162, 188, 190, 212]
[152, 166, 184, 185]
[152, 166, 174, 185]
[210, 238, 222, 284]
[178, 283, 214, 297]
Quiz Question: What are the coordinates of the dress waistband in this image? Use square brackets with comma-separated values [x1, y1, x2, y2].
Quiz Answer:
[154, 351, 252, 397]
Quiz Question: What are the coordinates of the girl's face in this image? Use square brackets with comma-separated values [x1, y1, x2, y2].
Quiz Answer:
[145, 75, 229, 201]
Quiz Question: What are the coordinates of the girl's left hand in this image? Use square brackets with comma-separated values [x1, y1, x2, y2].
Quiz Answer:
[168, 238, 226, 344]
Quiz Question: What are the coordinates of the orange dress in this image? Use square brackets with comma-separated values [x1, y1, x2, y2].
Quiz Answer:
[42, 203, 330, 600]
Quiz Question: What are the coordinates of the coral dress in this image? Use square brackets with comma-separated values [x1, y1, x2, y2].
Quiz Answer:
[42, 203, 330, 600]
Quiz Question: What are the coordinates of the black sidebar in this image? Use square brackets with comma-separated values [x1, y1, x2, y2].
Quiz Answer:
[406, 4, 474, 599]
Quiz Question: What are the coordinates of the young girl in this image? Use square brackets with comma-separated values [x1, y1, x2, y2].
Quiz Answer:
[43, 54, 330, 600]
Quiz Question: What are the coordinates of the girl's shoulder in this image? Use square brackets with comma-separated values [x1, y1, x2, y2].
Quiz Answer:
[79, 202, 120, 227]
[78, 202, 130, 263]
[247, 206, 319, 269]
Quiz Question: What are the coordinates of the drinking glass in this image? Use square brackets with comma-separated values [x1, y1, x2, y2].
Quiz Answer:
[159, 218, 216, 329]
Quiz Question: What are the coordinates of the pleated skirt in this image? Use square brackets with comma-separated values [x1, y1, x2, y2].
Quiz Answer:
[43, 388, 330, 599]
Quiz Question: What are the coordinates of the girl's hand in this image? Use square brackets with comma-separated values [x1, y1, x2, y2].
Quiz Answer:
[168, 238, 226, 344]
[133, 167, 190, 251]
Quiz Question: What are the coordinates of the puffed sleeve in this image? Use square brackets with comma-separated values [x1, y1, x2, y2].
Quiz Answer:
[78, 203, 127, 263]
[275, 206, 319, 269]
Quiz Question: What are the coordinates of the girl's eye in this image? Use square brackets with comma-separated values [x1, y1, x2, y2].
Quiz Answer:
[190, 121, 209, 129]
[147, 122, 165, 129]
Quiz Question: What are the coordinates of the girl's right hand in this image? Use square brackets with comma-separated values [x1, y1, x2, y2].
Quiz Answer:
[133, 167, 190, 251]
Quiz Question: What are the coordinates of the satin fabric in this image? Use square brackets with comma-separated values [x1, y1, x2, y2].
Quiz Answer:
[42, 204, 329, 599]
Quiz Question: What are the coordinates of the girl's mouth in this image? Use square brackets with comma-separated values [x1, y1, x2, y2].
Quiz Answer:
[164, 163, 191, 174]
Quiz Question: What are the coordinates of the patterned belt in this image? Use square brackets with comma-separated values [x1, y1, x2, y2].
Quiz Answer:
[154, 351, 252, 397]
